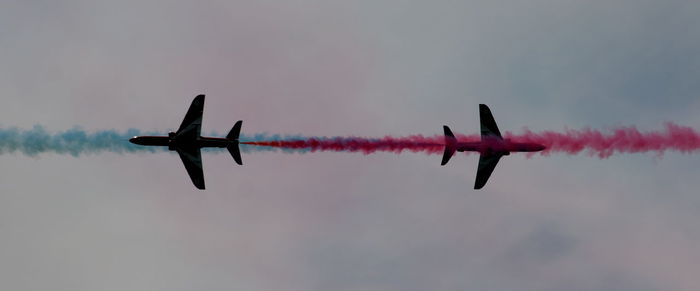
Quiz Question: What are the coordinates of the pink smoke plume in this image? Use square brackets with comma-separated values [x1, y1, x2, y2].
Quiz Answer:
[507, 122, 700, 158]
[242, 123, 700, 158]
[242, 135, 470, 155]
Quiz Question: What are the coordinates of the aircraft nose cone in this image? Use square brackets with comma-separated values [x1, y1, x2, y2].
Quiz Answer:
[129, 137, 138, 144]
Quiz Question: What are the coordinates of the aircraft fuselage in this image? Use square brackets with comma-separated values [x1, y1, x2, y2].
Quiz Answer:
[454, 137, 546, 155]
[129, 133, 235, 150]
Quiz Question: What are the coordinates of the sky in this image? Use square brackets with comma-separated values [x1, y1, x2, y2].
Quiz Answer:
[1, 0, 700, 290]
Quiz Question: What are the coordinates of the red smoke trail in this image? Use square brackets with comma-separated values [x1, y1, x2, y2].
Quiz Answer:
[507, 122, 700, 158]
[243, 134, 478, 155]
[242, 123, 700, 158]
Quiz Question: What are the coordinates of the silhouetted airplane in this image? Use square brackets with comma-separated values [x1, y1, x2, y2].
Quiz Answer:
[129, 95, 242, 190]
[441, 104, 546, 189]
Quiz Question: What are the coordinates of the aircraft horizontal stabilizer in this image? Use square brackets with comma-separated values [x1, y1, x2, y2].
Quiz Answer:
[228, 144, 242, 165]
[227, 120, 242, 140]
[441, 125, 457, 166]
[227, 121, 243, 165]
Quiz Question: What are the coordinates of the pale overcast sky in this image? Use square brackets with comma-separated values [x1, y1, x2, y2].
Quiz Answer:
[1, 1, 700, 290]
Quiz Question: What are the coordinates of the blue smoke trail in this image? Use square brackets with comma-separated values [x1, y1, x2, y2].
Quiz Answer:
[0, 126, 156, 156]
[0, 126, 309, 156]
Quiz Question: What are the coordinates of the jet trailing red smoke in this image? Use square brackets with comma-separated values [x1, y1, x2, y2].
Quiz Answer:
[242, 123, 700, 158]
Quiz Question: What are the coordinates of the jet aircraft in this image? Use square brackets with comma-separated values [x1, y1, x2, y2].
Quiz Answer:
[129, 95, 242, 190]
[441, 104, 546, 189]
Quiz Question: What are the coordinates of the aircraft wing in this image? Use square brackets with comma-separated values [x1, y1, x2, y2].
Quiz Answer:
[479, 104, 502, 138]
[474, 153, 503, 189]
[175, 94, 204, 139]
[176, 147, 205, 190]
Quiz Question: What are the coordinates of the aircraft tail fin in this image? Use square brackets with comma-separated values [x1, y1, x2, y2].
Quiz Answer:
[226, 121, 243, 165]
[441, 125, 457, 166]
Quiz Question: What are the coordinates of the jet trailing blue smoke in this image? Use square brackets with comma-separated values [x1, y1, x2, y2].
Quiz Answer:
[0, 126, 308, 156]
